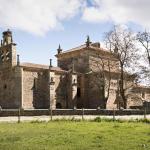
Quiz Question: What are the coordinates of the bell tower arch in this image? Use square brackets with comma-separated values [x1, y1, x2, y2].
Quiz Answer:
[0, 29, 17, 68]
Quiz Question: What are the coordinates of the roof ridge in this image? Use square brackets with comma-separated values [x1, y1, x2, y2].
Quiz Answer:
[56, 42, 113, 56]
[20, 62, 66, 72]
[64, 44, 86, 53]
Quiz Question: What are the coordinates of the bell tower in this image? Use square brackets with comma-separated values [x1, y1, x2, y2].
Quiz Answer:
[2, 29, 13, 45]
[0, 29, 17, 68]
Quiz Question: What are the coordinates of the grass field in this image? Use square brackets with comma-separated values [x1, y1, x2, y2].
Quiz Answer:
[0, 120, 149, 150]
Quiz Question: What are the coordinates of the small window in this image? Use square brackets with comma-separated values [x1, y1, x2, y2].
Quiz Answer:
[142, 92, 145, 99]
[56, 103, 62, 109]
[33, 78, 38, 90]
[3, 84, 7, 89]
[77, 88, 81, 98]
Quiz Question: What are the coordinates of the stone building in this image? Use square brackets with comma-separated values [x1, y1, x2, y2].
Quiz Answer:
[0, 30, 150, 109]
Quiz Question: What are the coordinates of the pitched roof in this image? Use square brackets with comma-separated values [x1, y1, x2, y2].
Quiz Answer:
[55, 43, 117, 59]
[20, 63, 66, 72]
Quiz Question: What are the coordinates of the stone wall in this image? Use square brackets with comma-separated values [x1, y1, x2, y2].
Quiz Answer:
[67, 73, 77, 109]
[0, 109, 150, 117]
[23, 70, 37, 108]
[106, 78, 118, 109]
[57, 50, 90, 73]
[57, 48, 122, 109]
[89, 52, 120, 73]
[0, 44, 17, 68]
[22, 68, 69, 109]
[0, 67, 22, 108]
[55, 72, 67, 108]
[0, 31, 20, 109]
[23, 69, 49, 109]
[126, 87, 150, 109]
[82, 74, 104, 109]
[34, 70, 49, 108]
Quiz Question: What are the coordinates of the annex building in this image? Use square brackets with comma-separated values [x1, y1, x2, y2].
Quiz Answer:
[0, 30, 150, 109]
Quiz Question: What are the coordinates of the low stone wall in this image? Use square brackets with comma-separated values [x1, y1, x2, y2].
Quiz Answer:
[0, 109, 150, 117]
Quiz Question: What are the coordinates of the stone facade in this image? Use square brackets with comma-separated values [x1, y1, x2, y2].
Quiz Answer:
[0, 30, 150, 109]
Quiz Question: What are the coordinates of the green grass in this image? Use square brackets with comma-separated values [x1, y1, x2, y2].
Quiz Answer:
[0, 120, 150, 150]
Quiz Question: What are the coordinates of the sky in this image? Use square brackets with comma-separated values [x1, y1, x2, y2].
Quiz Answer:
[0, 0, 149, 66]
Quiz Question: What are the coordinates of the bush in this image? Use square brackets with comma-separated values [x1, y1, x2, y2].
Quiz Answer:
[94, 117, 102, 122]
[137, 118, 150, 123]
[30, 120, 46, 123]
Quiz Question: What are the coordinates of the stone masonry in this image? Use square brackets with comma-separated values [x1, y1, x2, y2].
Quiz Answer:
[0, 30, 150, 109]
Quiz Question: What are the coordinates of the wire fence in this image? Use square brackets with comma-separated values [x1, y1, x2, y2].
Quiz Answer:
[0, 108, 150, 123]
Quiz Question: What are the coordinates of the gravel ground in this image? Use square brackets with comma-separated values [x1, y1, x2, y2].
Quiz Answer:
[0, 115, 150, 122]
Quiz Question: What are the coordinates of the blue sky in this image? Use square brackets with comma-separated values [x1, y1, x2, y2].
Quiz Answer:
[0, 19, 113, 66]
[0, 0, 148, 66]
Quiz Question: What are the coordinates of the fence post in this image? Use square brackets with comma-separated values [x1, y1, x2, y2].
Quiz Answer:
[113, 108, 116, 121]
[0, 106, 2, 117]
[144, 107, 146, 119]
[18, 108, 21, 123]
[82, 108, 84, 121]
[49, 108, 53, 121]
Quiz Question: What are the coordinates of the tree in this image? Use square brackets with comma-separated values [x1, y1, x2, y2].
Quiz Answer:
[137, 31, 150, 86]
[90, 55, 112, 109]
[135, 65, 150, 86]
[105, 25, 137, 109]
[137, 31, 150, 66]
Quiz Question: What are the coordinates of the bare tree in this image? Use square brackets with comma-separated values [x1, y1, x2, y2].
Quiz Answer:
[90, 54, 112, 109]
[137, 31, 150, 86]
[105, 25, 136, 109]
[136, 65, 150, 86]
[137, 31, 150, 66]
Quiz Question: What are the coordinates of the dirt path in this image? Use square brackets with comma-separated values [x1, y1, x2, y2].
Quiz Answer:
[0, 115, 150, 122]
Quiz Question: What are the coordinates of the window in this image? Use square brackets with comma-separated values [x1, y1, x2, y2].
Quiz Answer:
[56, 103, 62, 109]
[33, 78, 38, 90]
[142, 92, 145, 99]
[3, 84, 7, 89]
[77, 88, 81, 98]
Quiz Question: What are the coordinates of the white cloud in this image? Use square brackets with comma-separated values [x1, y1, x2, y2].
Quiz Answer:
[0, 0, 150, 36]
[0, 0, 84, 36]
[82, 7, 109, 23]
[82, 0, 150, 29]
